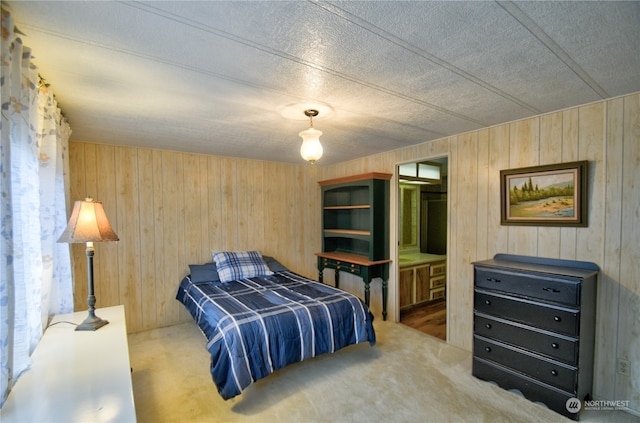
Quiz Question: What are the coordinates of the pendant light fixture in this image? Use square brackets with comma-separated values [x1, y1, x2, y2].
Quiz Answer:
[299, 109, 323, 164]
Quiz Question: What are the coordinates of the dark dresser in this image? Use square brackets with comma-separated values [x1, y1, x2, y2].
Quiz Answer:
[472, 254, 598, 420]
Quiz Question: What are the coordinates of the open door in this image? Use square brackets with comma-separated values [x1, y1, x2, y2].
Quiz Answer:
[397, 157, 448, 341]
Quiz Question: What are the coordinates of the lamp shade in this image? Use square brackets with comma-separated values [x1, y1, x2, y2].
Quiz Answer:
[299, 127, 323, 164]
[58, 198, 119, 243]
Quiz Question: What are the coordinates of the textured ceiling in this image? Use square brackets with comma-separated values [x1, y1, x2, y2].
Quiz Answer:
[7, 1, 640, 165]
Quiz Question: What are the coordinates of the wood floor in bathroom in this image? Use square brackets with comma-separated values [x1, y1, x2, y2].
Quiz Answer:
[400, 299, 446, 341]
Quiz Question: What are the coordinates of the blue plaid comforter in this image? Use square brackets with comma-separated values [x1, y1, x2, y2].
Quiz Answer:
[176, 270, 376, 400]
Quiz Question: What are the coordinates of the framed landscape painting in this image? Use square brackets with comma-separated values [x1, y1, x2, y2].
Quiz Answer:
[500, 161, 588, 227]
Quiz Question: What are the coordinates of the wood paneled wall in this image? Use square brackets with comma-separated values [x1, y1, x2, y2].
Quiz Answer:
[68, 92, 639, 412]
[317, 92, 640, 412]
[67, 147, 322, 331]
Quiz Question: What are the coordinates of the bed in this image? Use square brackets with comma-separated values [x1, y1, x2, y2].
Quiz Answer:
[175, 251, 376, 400]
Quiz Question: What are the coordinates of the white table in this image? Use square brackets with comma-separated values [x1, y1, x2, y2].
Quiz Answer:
[0, 305, 137, 422]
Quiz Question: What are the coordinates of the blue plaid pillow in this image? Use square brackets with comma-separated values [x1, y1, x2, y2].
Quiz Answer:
[212, 251, 274, 283]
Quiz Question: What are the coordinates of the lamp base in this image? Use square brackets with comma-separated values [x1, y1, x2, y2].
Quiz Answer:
[75, 314, 109, 331]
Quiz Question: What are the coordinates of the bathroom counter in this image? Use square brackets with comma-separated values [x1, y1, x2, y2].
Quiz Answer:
[398, 252, 446, 267]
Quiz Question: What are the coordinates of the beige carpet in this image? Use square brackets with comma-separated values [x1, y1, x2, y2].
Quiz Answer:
[128, 320, 637, 423]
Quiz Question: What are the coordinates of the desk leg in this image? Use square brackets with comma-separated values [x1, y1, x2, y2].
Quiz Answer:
[335, 269, 340, 289]
[318, 268, 323, 284]
[382, 278, 388, 321]
[364, 279, 371, 308]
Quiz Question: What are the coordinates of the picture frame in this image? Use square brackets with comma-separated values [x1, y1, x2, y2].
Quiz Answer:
[500, 161, 588, 227]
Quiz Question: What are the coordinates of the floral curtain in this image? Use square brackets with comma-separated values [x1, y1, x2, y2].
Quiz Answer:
[1, 8, 73, 407]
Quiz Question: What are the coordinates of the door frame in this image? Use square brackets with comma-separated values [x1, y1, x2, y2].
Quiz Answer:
[394, 155, 450, 341]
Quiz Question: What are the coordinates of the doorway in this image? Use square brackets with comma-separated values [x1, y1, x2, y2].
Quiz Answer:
[397, 157, 448, 341]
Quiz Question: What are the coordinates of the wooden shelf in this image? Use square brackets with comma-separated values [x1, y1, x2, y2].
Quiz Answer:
[324, 205, 370, 210]
[319, 172, 391, 261]
[318, 172, 392, 186]
[317, 172, 392, 320]
[316, 251, 392, 266]
[324, 229, 371, 236]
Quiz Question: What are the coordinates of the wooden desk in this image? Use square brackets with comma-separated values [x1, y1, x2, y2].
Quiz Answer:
[0, 305, 136, 422]
[316, 251, 391, 320]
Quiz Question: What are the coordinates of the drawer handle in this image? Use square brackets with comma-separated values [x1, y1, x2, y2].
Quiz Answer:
[551, 370, 558, 376]
[486, 278, 501, 283]
[485, 347, 491, 353]
[484, 300, 491, 305]
[551, 343, 559, 349]
[554, 316, 562, 322]
[485, 323, 492, 329]
[542, 287, 561, 293]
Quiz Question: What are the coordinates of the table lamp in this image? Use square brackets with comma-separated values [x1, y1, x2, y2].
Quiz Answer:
[58, 197, 119, 331]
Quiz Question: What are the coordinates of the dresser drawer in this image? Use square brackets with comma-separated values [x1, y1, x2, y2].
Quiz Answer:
[322, 258, 361, 275]
[474, 313, 578, 364]
[430, 262, 446, 277]
[474, 289, 579, 336]
[430, 275, 446, 289]
[474, 335, 577, 393]
[475, 266, 581, 306]
[322, 258, 341, 268]
[339, 262, 360, 274]
[473, 358, 578, 420]
[429, 287, 445, 301]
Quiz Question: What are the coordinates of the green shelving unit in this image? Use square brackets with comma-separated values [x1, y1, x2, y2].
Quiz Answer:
[316, 172, 392, 320]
